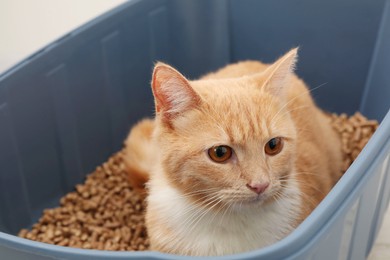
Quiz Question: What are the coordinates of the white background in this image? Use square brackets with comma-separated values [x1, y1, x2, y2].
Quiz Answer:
[0, 0, 127, 74]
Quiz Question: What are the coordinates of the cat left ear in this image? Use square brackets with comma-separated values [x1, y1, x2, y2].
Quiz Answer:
[259, 48, 298, 97]
[151, 62, 201, 124]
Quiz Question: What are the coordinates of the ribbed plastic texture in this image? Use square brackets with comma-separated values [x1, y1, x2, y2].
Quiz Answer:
[0, 0, 389, 259]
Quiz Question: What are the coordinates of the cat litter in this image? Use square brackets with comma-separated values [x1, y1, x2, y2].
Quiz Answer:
[19, 152, 149, 251]
[17, 112, 377, 251]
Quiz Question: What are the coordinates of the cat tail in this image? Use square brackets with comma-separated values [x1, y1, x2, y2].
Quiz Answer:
[123, 118, 155, 193]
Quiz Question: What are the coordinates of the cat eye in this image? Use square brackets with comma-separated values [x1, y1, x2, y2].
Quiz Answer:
[265, 137, 283, 156]
[208, 145, 233, 163]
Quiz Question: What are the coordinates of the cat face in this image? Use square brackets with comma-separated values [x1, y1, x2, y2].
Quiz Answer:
[152, 49, 298, 211]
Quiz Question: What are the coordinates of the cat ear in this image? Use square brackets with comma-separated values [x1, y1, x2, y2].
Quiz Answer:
[259, 48, 298, 97]
[151, 62, 201, 123]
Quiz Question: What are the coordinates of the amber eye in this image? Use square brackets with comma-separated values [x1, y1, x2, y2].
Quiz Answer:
[265, 137, 283, 156]
[208, 145, 233, 163]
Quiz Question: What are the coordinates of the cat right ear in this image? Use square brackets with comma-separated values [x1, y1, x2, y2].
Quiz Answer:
[257, 48, 298, 98]
[151, 63, 201, 124]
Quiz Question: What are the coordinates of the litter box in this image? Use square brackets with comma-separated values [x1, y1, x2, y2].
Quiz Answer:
[1, 0, 390, 259]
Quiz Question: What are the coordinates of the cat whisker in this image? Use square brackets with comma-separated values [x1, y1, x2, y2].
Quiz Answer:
[273, 191, 288, 210]
[151, 190, 222, 219]
[271, 105, 310, 128]
[280, 179, 326, 194]
[274, 185, 318, 217]
[207, 198, 236, 237]
[273, 191, 303, 225]
[275, 125, 312, 134]
[185, 195, 225, 236]
[270, 82, 328, 126]
[163, 179, 221, 197]
[292, 174, 329, 180]
[179, 191, 223, 216]
[284, 173, 330, 185]
[179, 196, 221, 234]
[177, 188, 221, 199]
[281, 178, 327, 196]
[218, 197, 236, 228]
[280, 170, 330, 180]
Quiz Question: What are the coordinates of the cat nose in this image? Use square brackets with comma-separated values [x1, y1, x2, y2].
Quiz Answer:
[246, 182, 269, 194]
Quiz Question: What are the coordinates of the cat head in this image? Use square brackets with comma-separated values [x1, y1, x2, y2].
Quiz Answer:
[151, 48, 298, 210]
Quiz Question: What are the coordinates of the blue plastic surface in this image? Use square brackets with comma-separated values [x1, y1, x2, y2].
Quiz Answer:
[0, 0, 389, 259]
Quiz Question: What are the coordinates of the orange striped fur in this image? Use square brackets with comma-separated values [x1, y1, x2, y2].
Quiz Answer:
[124, 48, 343, 256]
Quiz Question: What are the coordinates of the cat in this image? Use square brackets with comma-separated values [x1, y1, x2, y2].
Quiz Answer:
[124, 48, 343, 256]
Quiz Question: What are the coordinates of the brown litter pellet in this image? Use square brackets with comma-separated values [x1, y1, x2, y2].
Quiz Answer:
[18, 112, 378, 251]
[329, 112, 378, 172]
[18, 151, 149, 251]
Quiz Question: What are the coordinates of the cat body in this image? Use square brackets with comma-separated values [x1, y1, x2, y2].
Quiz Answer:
[124, 49, 342, 256]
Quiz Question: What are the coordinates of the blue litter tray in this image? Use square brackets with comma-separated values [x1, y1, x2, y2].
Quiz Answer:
[0, 0, 389, 259]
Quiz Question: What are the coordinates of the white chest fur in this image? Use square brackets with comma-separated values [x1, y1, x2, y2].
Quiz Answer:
[147, 174, 302, 256]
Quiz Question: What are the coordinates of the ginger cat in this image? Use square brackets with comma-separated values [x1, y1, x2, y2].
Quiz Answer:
[124, 48, 343, 256]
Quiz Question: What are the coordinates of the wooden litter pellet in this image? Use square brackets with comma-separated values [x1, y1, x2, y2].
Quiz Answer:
[329, 112, 378, 172]
[18, 112, 378, 251]
[18, 151, 149, 251]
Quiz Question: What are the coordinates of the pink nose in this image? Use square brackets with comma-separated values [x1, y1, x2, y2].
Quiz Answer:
[246, 182, 269, 194]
